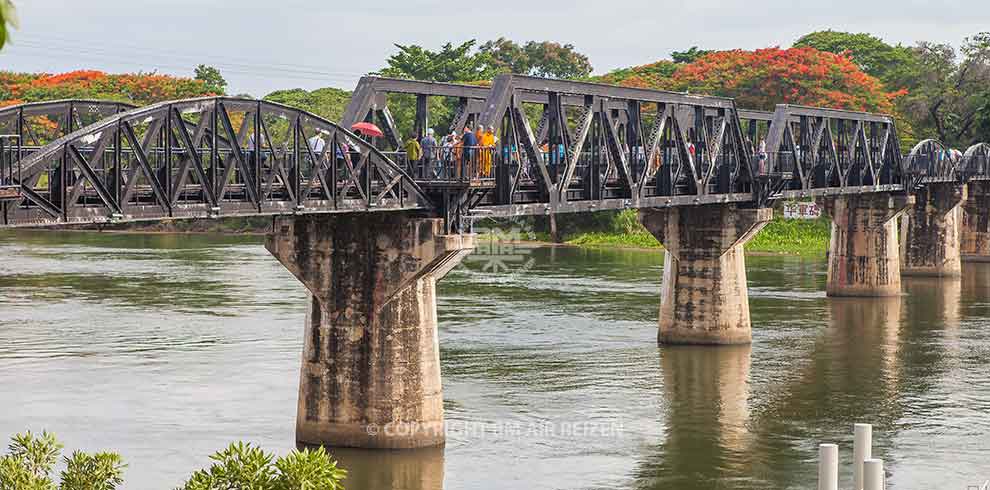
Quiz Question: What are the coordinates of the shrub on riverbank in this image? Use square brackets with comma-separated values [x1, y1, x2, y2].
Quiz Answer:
[181, 442, 346, 490]
[0, 431, 125, 490]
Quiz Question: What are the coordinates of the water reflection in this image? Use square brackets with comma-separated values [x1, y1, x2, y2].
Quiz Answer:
[318, 447, 444, 490]
[638, 345, 752, 489]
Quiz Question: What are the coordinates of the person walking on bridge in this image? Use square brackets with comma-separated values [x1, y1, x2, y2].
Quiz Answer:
[421, 128, 437, 179]
[461, 126, 478, 179]
[404, 133, 423, 175]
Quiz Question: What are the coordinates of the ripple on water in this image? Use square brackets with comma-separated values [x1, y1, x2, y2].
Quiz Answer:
[3, 234, 990, 490]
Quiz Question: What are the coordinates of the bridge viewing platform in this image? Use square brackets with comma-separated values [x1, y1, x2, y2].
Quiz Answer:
[2, 74, 990, 450]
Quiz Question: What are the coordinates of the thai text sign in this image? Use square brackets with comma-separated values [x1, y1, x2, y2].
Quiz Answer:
[783, 201, 822, 219]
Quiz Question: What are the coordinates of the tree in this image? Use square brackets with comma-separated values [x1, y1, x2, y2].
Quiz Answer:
[181, 442, 346, 490]
[667, 47, 902, 113]
[0, 0, 16, 50]
[595, 61, 678, 88]
[0, 431, 124, 490]
[898, 33, 990, 147]
[522, 41, 593, 78]
[375, 40, 496, 82]
[478, 38, 529, 74]
[479, 38, 592, 79]
[794, 30, 919, 89]
[194, 65, 227, 94]
[670, 46, 712, 64]
[0, 70, 218, 106]
[263, 87, 351, 122]
[379, 39, 593, 82]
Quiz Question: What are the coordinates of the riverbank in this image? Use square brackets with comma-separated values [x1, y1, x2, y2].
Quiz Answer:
[31, 212, 830, 256]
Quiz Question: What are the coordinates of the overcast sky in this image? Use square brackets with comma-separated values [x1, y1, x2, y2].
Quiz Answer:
[2, 0, 988, 97]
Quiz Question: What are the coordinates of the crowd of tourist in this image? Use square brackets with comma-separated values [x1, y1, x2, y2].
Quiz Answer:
[402, 124, 498, 179]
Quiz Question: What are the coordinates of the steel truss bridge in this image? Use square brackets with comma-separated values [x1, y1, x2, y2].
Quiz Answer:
[2, 75, 989, 231]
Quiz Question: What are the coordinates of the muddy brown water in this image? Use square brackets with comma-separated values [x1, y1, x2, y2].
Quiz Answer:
[1, 230, 988, 489]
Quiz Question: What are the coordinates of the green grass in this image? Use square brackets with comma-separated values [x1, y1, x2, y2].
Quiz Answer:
[566, 230, 661, 249]
[745, 216, 830, 256]
[555, 216, 831, 256]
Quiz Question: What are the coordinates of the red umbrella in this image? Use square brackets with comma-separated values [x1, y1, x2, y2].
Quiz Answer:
[350, 122, 384, 138]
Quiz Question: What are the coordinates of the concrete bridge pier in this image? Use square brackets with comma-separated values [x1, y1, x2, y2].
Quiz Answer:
[266, 212, 474, 449]
[639, 205, 772, 345]
[900, 183, 966, 277]
[962, 181, 990, 262]
[823, 194, 913, 297]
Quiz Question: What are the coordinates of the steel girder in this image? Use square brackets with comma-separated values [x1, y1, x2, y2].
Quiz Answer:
[469, 74, 757, 217]
[759, 104, 906, 200]
[962, 143, 990, 181]
[903, 139, 959, 186]
[1, 97, 430, 227]
[340, 77, 493, 150]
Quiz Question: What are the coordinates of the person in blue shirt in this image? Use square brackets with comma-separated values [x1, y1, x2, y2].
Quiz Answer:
[461, 126, 478, 177]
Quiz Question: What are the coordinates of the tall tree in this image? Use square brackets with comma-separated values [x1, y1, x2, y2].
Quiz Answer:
[263, 87, 351, 123]
[0, 0, 17, 49]
[667, 47, 901, 113]
[794, 30, 919, 90]
[375, 40, 496, 82]
[899, 33, 990, 147]
[194, 64, 227, 94]
[479, 38, 593, 79]
[522, 40, 592, 78]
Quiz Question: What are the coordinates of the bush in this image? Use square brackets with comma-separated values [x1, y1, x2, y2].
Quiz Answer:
[0, 431, 125, 490]
[0, 432, 347, 490]
[180, 442, 346, 490]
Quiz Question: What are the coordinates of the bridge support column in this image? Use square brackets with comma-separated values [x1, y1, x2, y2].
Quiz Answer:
[639, 205, 772, 345]
[823, 194, 913, 296]
[266, 212, 474, 449]
[962, 181, 990, 262]
[900, 183, 965, 276]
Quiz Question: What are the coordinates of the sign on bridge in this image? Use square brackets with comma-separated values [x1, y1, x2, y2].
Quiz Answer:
[782, 201, 822, 220]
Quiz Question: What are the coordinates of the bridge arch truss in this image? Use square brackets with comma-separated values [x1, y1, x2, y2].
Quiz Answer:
[1, 97, 429, 227]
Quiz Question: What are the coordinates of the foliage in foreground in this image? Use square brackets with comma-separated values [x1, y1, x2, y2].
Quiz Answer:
[0, 432, 346, 490]
[0, 431, 124, 490]
[0, 0, 16, 50]
[180, 442, 346, 490]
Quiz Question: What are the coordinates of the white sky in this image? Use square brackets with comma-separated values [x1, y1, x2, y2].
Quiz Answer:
[1, 0, 988, 97]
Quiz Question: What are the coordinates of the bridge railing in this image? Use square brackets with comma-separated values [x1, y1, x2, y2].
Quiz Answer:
[753, 152, 798, 179]
[0, 135, 20, 200]
[386, 146, 496, 186]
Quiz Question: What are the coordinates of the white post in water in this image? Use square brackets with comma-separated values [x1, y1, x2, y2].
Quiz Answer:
[854, 423, 873, 490]
[818, 443, 839, 490]
[864, 458, 884, 490]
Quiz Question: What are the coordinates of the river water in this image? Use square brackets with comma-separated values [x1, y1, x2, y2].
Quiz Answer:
[0, 230, 988, 490]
